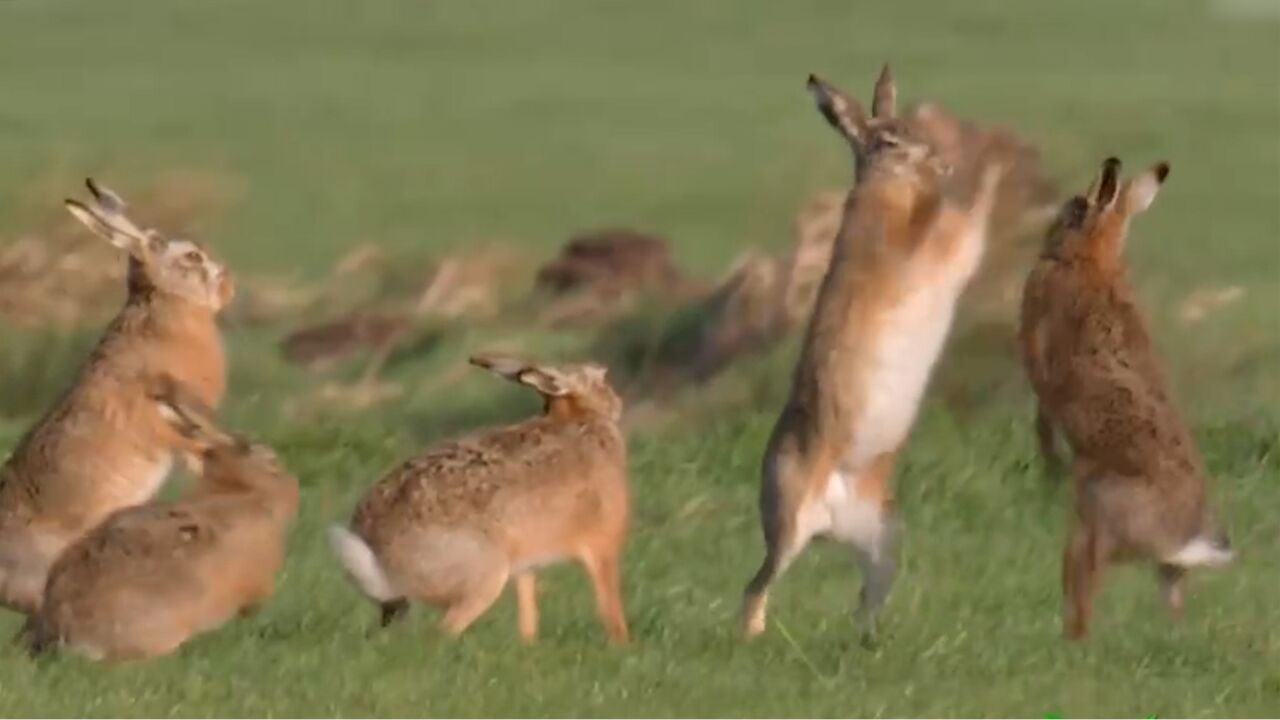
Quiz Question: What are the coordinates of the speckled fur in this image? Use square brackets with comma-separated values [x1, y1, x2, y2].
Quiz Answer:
[334, 354, 630, 643]
[24, 379, 297, 662]
[0, 179, 233, 615]
[1018, 157, 1231, 640]
[741, 66, 1005, 639]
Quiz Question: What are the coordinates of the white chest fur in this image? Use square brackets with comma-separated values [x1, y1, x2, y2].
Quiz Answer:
[845, 270, 972, 468]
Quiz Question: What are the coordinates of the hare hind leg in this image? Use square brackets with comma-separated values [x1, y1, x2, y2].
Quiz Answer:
[830, 461, 897, 636]
[1062, 512, 1112, 640]
[438, 565, 509, 637]
[741, 490, 825, 639]
[1156, 563, 1186, 620]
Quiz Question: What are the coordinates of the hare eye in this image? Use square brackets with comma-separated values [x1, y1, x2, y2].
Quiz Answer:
[184, 250, 202, 263]
[879, 134, 901, 148]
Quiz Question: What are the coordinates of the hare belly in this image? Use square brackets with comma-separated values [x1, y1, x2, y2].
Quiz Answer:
[848, 289, 959, 465]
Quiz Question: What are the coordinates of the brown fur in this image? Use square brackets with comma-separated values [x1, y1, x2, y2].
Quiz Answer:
[1018, 157, 1231, 640]
[0, 179, 233, 615]
[25, 378, 298, 661]
[333, 354, 630, 643]
[741, 66, 1005, 639]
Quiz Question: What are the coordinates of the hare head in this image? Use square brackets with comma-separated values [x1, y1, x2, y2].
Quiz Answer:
[806, 64, 949, 183]
[150, 376, 291, 499]
[65, 178, 235, 311]
[469, 354, 622, 422]
[1043, 156, 1170, 264]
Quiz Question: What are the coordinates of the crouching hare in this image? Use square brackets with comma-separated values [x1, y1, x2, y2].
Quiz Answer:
[330, 354, 630, 643]
[1018, 157, 1232, 639]
[24, 377, 298, 661]
[741, 65, 1005, 640]
[0, 179, 234, 615]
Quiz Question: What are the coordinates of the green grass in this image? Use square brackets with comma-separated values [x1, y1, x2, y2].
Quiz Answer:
[0, 0, 1278, 716]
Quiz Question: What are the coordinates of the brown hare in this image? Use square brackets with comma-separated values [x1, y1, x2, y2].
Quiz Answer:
[330, 354, 630, 643]
[1019, 156, 1232, 640]
[0, 179, 234, 615]
[741, 65, 1005, 639]
[24, 376, 298, 661]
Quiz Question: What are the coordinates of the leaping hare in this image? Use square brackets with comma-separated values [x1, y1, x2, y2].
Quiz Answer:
[1018, 157, 1232, 639]
[741, 65, 1005, 639]
[25, 376, 298, 661]
[0, 179, 234, 615]
[330, 354, 630, 644]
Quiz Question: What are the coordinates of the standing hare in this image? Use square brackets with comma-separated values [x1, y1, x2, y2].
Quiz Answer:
[741, 66, 1005, 639]
[330, 354, 630, 643]
[1019, 157, 1232, 639]
[0, 179, 234, 615]
[25, 377, 298, 661]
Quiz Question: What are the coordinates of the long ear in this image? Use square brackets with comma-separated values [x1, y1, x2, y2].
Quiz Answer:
[871, 63, 896, 120]
[807, 74, 868, 146]
[1085, 157, 1122, 208]
[1119, 161, 1170, 217]
[150, 375, 233, 447]
[64, 178, 162, 262]
[469, 354, 569, 397]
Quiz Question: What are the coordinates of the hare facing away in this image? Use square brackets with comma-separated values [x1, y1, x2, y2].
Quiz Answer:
[1019, 157, 1232, 639]
[330, 354, 630, 643]
[0, 179, 234, 615]
[741, 66, 1005, 639]
[24, 376, 298, 662]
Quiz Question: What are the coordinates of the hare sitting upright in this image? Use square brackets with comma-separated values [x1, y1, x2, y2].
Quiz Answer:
[741, 65, 1005, 640]
[1018, 157, 1232, 640]
[330, 354, 630, 644]
[0, 179, 234, 615]
[25, 377, 298, 662]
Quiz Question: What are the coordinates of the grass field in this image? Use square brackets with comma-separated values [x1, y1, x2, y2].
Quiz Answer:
[1, 0, 1278, 716]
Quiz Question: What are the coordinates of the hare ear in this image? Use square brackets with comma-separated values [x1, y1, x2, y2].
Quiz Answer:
[470, 353, 571, 396]
[871, 63, 896, 120]
[65, 199, 134, 252]
[516, 368, 569, 397]
[469, 353, 531, 381]
[1120, 162, 1170, 217]
[1086, 157, 1122, 208]
[807, 74, 868, 146]
[65, 178, 161, 261]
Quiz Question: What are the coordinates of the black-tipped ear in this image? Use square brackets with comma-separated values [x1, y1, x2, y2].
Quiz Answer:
[871, 63, 896, 120]
[807, 73, 868, 145]
[85, 177, 126, 213]
[469, 353, 528, 380]
[1089, 156, 1122, 207]
[1120, 161, 1171, 217]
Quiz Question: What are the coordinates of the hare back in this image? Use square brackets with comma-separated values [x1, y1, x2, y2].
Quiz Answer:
[1026, 263, 1202, 480]
[0, 397, 176, 528]
[353, 417, 626, 536]
[37, 567, 258, 662]
[46, 496, 283, 599]
[0, 302, 225, 524]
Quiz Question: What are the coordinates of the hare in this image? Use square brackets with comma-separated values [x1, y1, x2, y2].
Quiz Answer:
[23, 376, 298, 662]
[329, 354, 629, 643]
[1018, 157, 1232, 640]
[741, 65, 1005, 639]
[0, 179, 234, 615]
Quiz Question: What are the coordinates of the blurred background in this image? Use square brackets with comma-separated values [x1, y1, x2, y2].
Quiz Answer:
[0, 1, 1276, 716]
[0, 0, 1276, 432]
